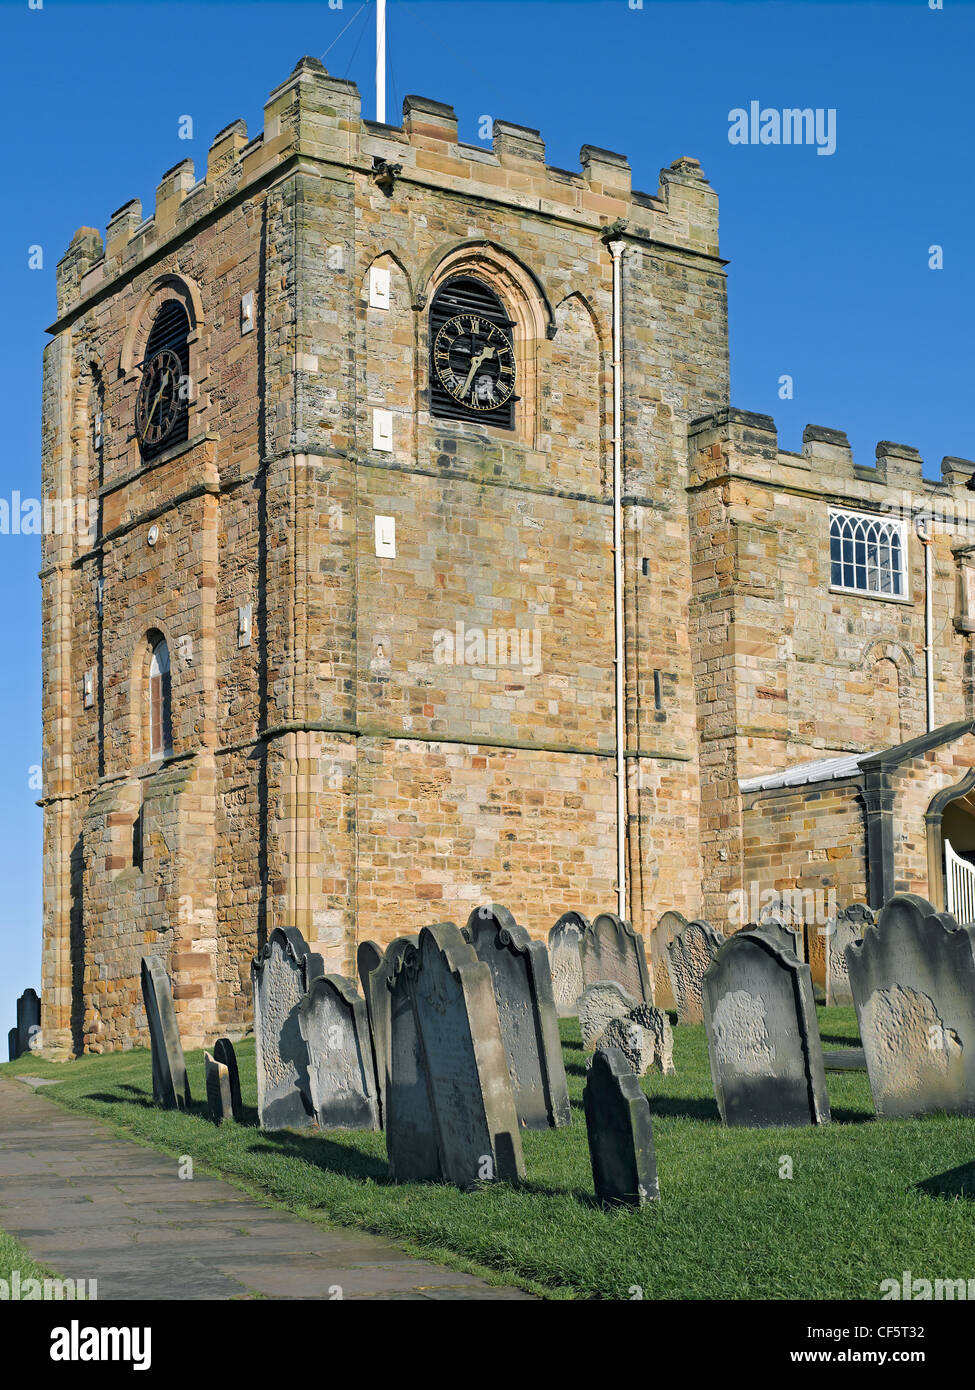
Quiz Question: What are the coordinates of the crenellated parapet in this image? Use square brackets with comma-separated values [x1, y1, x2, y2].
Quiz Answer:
[688, 407, 975, 517]
[52, 55, 720, 323]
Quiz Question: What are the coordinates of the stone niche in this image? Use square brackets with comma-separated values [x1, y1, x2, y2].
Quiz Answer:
[846, 893, 975, 1118]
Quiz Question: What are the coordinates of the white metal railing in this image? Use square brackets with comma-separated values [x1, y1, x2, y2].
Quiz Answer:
[945, 839, 975, 923]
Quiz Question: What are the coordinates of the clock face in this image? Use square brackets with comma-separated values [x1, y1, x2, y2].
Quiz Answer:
[135, 349, 184, 451]
[433, 314, 516, 413]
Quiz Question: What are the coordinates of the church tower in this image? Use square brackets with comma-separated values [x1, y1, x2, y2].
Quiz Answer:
[40, 58, 728, 1054]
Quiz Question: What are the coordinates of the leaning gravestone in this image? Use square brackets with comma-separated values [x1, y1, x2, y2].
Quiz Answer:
[653, 910, 686, 1010]
[386, 922, 524, 1188]
[16, 989, 41, 1057]
[580, 913, 652, 1003]
[298, 974, 381, 1130]
[668, 919, 725, 1024]
[140, 957, 190, 1111]
[465, 905, 570, 1128]
[213, 1037, 243, 1122]
[825, 903, 875, 1007]
[846, 893, 975, 1118]
[583, 1046, 659, 1207]
[251, 926, 323, 1131]
[600, 1002, 675, 1077]
[702, 930, 830, 1127]
[204, 1052, 235, 1124]
[578, 980, 638, 1050]
[548, 911, 588, 1016]
[356, 940, 386, 1121]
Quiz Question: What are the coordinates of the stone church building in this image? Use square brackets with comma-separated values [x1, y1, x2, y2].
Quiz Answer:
[40, 58, 975, 1053]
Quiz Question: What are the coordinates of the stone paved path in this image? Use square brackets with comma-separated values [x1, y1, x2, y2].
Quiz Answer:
[0, 1077, 533, 1300]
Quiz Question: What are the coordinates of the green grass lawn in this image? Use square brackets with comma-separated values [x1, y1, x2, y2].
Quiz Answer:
[0, 1226, 58, 1288]
[2, 1007, 974, 1300]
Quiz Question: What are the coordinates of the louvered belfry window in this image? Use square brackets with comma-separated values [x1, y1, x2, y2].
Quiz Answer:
[429, 276, 516, 429]
[141, 300, 190, 458]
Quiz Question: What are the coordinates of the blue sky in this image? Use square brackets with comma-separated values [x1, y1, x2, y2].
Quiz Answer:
[2, 0, 972, 1043]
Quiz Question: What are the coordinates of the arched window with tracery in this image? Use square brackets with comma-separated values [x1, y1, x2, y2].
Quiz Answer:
[148, 637, 173, 760]
[829, 508, 906, 597]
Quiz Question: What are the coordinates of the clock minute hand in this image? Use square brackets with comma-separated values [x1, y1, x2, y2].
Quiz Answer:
[460, 344, 496, 400]
[141, 369, 171, 440]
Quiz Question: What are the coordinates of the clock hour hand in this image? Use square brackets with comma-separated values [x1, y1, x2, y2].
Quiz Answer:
[460, 345, 496, 400]
[141, 369, 171, 440]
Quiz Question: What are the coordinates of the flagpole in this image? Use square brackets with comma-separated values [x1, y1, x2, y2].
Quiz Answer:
[376, 0, 387, 123]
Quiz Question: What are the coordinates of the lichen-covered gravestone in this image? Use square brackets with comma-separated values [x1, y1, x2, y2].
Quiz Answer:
[825, 903, 874, 1007]
[583, 1046, 659, 1207]
[846, 894, 975, 1118]
[213, 1037, 243, 1122]
[548, 911, 588, 1017]
[702, 930, 830, 1127]
[580, 913, 652, 1003]
[653, 911, 686, 1010]
[601, 1002, 675, 1077]
[386, 922, 524, 1189]
[578, 980, 637, 1050]
[251, 927, 323, 1131]
[140, 956, 190, 1110]
[204, 1052, 235, 1124]
[298, 974, 381, 1130]
[465, 904, 570, 1128]
[667, 919, 725, 1024]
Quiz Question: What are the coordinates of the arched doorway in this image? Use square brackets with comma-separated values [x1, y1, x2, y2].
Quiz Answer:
[926, 771, 975, 917]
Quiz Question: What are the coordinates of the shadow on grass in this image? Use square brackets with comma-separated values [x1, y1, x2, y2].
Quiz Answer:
[820, 1032, 863, 1047]
[917, 1162, 975, 1201]
[827, 1106, 875, 1125]
[251, 1132, 389, 1182]
[645, 1095, 720, 1122]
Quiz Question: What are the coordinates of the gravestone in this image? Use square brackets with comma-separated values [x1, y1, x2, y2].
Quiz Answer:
[298, 974, 381, 1130]
[356, 940, 386, 1121]
[600, 1002, 675, 1077]
[583, 1046, 659, 1207]
[251, 926, 323, 1131]
[548, 911, 587, 1017]
[825, 903, 874, 1007]
[654, 910, 686, 1011]
[578, 980, 638, 1050]
[702, 930, 830, 1127]
[204, 1052, 235, 1124]
[846, 893, 975, 1118]
[465, 904, 570, 1128]
[7, 1028, 19, 1062]
[751, 914, 803, 961]
[667, 919, 725, 1024]
[386, 922, 524, 1188]
[16, 989, 41, 1057]
[213, 1037, 243, 1122]
[580, 913, 652, 1003]
[140, 957, 190, 1110]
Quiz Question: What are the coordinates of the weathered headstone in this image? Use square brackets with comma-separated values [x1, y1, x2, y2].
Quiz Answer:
[846, 893, 975, 1118]
[465, 905, 570, 1128]
[667, 919, 725, 1024]
[578, 979, 638, 1050]
[825, 903, 874, 1007]
[356, 940, 386, 1121]
[298, 974, 381, 1130]
[204, 1051, 235, 1124]
[600, 1002, 675, 1077]
[751, 913, 803, 961]
[386, 922, 524, 1188]
[16, 989, 41, 1057]
[580, 912, 653, 1003]
[7, 1027, 19, 1062]
[251, 926, 323, 1131]
[213, 1037, 243, 1122]
[140, 957, 190, 1111]
[702, 930, 830, 1127]
[653, 910, 686, 1010]
[548, 911, 588, 1017]
[583, 1046, 659, 1207]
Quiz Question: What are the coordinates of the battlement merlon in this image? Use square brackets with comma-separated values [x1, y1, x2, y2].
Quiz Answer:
[51, 56, 721, 323]
[688, 408, 975, 520]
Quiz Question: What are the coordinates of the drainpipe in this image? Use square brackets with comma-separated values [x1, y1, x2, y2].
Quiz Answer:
[608, 233, 627, 920]
[915, 513, 935, 732]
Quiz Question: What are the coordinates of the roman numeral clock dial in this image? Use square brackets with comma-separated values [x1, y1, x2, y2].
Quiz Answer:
[434, 314, 517, 413]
